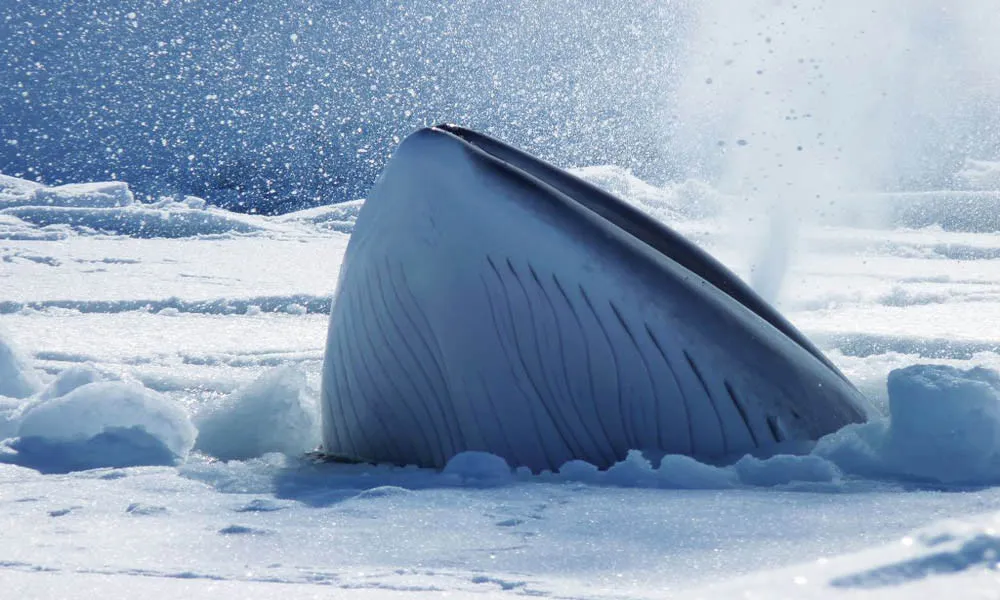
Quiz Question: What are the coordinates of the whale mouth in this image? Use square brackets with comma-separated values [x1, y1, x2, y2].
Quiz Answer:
[319, 125, 871, 471]
[430, 124, 848, 383]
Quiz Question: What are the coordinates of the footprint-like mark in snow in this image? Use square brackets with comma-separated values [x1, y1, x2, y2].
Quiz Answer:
[234, 498, 290, 513]
[494, 518, 525, 527]
[352, 486, 414, 500]
[126, 502, 169, 516]
[218, 524, 275, 536]
[470, 575, 528, 591]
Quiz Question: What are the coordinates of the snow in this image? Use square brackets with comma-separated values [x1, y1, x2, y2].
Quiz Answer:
[0, 329, 41, 399]
[4, 204, 271, 238]
[0, 175, 291, 237]
[957, 158, 1000, 190]
[2, 166, 1000, 598]
[4, 0, 1000, 591]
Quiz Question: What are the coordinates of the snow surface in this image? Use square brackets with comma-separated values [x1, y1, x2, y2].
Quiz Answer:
[3, 172, 1000, 597]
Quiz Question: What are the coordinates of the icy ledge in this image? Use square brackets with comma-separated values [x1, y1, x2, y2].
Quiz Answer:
[0, 174, 284, 238]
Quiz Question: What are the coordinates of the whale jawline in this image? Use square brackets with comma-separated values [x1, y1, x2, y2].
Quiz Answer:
[318, 125, 872, 471]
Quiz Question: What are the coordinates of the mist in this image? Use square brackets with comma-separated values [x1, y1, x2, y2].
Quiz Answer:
[672, 0, 1000, 301]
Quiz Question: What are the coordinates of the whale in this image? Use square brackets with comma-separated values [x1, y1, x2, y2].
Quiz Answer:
[319, 125, 874, 471]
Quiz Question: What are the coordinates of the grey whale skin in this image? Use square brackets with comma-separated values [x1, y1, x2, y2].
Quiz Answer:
[319, 125, 873, 471]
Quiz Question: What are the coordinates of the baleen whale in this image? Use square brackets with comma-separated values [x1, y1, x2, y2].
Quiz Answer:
[319, 125, 873, 471]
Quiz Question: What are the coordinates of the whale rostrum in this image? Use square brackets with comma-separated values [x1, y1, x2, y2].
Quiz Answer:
[319, 125, 873, 471]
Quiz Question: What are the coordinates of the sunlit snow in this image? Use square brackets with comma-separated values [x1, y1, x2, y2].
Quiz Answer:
[5, 0, 1000, 597]
[2, 167, 1000, 597]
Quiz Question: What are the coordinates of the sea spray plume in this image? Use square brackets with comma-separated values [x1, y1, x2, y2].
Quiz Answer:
[673, 0, 1000, 299]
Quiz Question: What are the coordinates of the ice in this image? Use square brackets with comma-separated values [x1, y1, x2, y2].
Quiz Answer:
[4, 204, 268, 238]
[3, 381, 195, 473]
[33, 181, 135, 208]
[277, 199, 365, 233]
[2, 211, 1000, 597]
[2, 0, 999, 594]
[0, 329, 41, 399]
[0, 174, 292, 238]
[441, 451, 514, 486]
[1, 176, 134, 209]
[816, 365, 1000, 485]
[571, 165, 724, 221]
[193, 366, 320, 461]
[733, 454, 841, 488]
[35, 364, 109, 401]
[957, 158, 1000, 190]
[0, 173, 43, 206]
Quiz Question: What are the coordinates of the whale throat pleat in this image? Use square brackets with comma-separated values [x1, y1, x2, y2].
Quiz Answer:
[318, 126, 873, 471]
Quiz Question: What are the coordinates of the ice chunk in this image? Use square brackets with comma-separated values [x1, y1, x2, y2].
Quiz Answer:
[657, 454, 738, 489]
[0, 396, 22, 440]
[734, 453, 840, 487]
[442, 451, 513, 485]
[35, 364, 108, 401]
[883, 365, 1000, 483]
[0, 177, 134, 209]
[816, 364, 1000, 485]
[277, 199, 364, 233]
[604, 450, 661, 487]
[34, 181, 135, 208]
[0, 174, 43, 208]
[572, 166, 722, 220]
[0, 331, 41, 399]
[1, 204, 266, 238]
[6, 381, 195, 473]
[572, 451, 736, 489]
[194, 366, 319, 461]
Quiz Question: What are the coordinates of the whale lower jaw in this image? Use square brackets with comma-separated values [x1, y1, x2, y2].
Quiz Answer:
[320, 126, 872, 471]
